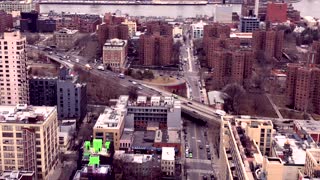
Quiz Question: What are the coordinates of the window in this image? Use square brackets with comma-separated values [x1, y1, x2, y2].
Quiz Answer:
[2, 132, 13, 137]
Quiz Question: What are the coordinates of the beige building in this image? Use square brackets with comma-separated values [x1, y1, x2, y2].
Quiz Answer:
[262, 157, 284, 180]
[102, 38, 127, 72]
[54, 28, 78, 50]
[121, 19, 137, 37]
[0, 104, 59, 180]
[0, 30, 28, 105]
[161, 147, 175, 176]
[304, 149, 320, 178]
[93, 95, 128, 150]
[0, 0, 34, 13]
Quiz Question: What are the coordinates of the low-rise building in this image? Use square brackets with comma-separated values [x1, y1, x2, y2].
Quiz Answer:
[303, 149, 320, 179]
[191, 20, 207, 39]
[93, 96, 128, 150]
[54, 28, 78, 50]
[103, 38, 128, 72]
[294, 120, 320, 144]
[0, 170, 35, 180]
[161, 147, 175, 176]
[73, 165, 113, 180]
[58, 119, 76, 152]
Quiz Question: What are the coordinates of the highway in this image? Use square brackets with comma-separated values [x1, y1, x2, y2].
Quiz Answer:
[27, 44, 223, 124]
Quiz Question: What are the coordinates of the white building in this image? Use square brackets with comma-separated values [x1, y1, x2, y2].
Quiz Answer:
[0, 30, 28, 105]
[59, 119, 76, 152]
[191, 20, 207, 39]
[161, 147, 175, 176]
[0, 0, 34, 13]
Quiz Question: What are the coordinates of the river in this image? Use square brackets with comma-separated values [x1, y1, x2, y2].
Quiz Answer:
[292, 0, 320, 18]
[39, 4, 241, 18]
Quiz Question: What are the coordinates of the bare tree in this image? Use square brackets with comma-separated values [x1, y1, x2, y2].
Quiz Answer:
[222, 83, 246, 114]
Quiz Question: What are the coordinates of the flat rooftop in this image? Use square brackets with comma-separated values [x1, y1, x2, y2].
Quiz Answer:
[132, 131, 155, 148]
[73, 165, 111, 180]
[94, 107, 125, 129]
[294, 120, 320, 134]
[273, 134, 307, 165]
[128, 96, 179, 108]
[162, 147, 175, 161]
[0, 104, 55, 124]
[114, 151, 153, 163]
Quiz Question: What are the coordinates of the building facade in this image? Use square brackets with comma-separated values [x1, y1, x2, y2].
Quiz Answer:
[239, 16, 260, 33]
[0, 1, 34, 13]
[0, 10, 13, 33]
[102, 38, 127, 72]
[0, 30, 28, 105]
[29, 77, 57, 106]
[54, 28, 78, 50]
[93, 96, 128, 150]
[161, 147, 175, 176]
[191, 21, 207, 39]
[121, 19, 136, 37]
[266, 2, 288, 23]
[0, 105, 59, 180]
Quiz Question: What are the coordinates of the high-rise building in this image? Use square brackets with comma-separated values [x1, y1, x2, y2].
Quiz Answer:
[93, 96, 128, 150]
[0, 30, 28, 105]
[57, 72, 87, 121]
[252, 29, 284, 61]
[121, 19, 137, 37]
[20, 11, 38, 33]
[146, 21, 173, 37]
[0, 10, 13, 33]
[29, 77, 58, 106]
[266, 2, 288, 23]
[0, 104, 59, 180]
[286, 63, 320, 114]
[312, 41, 320, 64]
[191, 21, 207, 39]
[102, 38, 128, 72]
[139, 34, 173, 66]
[239, 16, 260, 32]
[96, 23, 129, 47]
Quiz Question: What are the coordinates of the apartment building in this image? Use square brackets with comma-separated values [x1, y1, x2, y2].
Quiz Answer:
[0, 30, 28, 105]
[266, 2, 288, 23]
[93, 96, 128, 150]
[239, 16, 260, 33]
[146, 21, 173, 37]
[127, 96, 181, 130]
[0, 10, 13, 33]
[0, 104, 59, 180]
[55, 14, 101, 33]
[121, 19, 137, 37]
[53, 28, 78, 50]
[219, 115, 281, 180]
[252, 29, 284, 61]
[96, 23, 129, 47]
[161, 147, 175, 176]
[0, 1, 34, 13]
[286, 63, 320, 114]
[102, 38, 127, 72]
[29, 77, 57, 106]
[304, 149, 320, 178]
[139, 34, 173, 66]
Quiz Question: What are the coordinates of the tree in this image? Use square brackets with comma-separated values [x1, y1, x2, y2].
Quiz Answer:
[128, 86, 138, 100]
[222, 83, 246, 114]
[132, 70, 143, 80]
[143, 70, 154, 79]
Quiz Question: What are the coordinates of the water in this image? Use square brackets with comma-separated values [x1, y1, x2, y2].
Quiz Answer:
[39, 4, 241, 18]
[293, 0, 320, 18]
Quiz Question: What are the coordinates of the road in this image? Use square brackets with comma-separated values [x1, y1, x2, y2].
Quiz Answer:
[183, 118, 217, 180]
[180, 25, 202, 103]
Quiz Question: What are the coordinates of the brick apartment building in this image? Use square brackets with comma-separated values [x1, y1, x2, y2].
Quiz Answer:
[203, 24, 231, 53]
[266, 2, 288, 23]
[56, 14, 101, 33]
[0, 10, 12, 33]
[139, 34, 173, 66]
[252, 29, 284, 62]
[146, 21, 173, 37]
[312, 41, 320, 64]
[97, 23, 129, 47]
[286, 63, 320, 114]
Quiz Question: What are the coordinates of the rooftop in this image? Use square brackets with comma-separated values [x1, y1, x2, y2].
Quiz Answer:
[0, 104, 55, 124]
[294, 120, 320, 134]
[73, 165, 111, 180]
[162, 147, 175, 161]
[128, 96, 178, 108]
[273, 134, 308, 165]
[94, 107, 125, 129]
[132, 131, 155, 149]
[104, 38, 127, 47]
[114, 151, 154, 163]
[0, 171, 34, 180]
[55, 28, 78, 34]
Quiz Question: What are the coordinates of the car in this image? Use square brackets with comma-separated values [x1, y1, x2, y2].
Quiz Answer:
[189, 152, 193, 158]
[132, 81, 137, 85]
[128, 80, 133, 82]
[187, 102, 192, 105]
[97, 65, 105, 71]
[75, 58, 79, 63]
[199, 145, 203, 149]
[210, 174, 215, 180]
